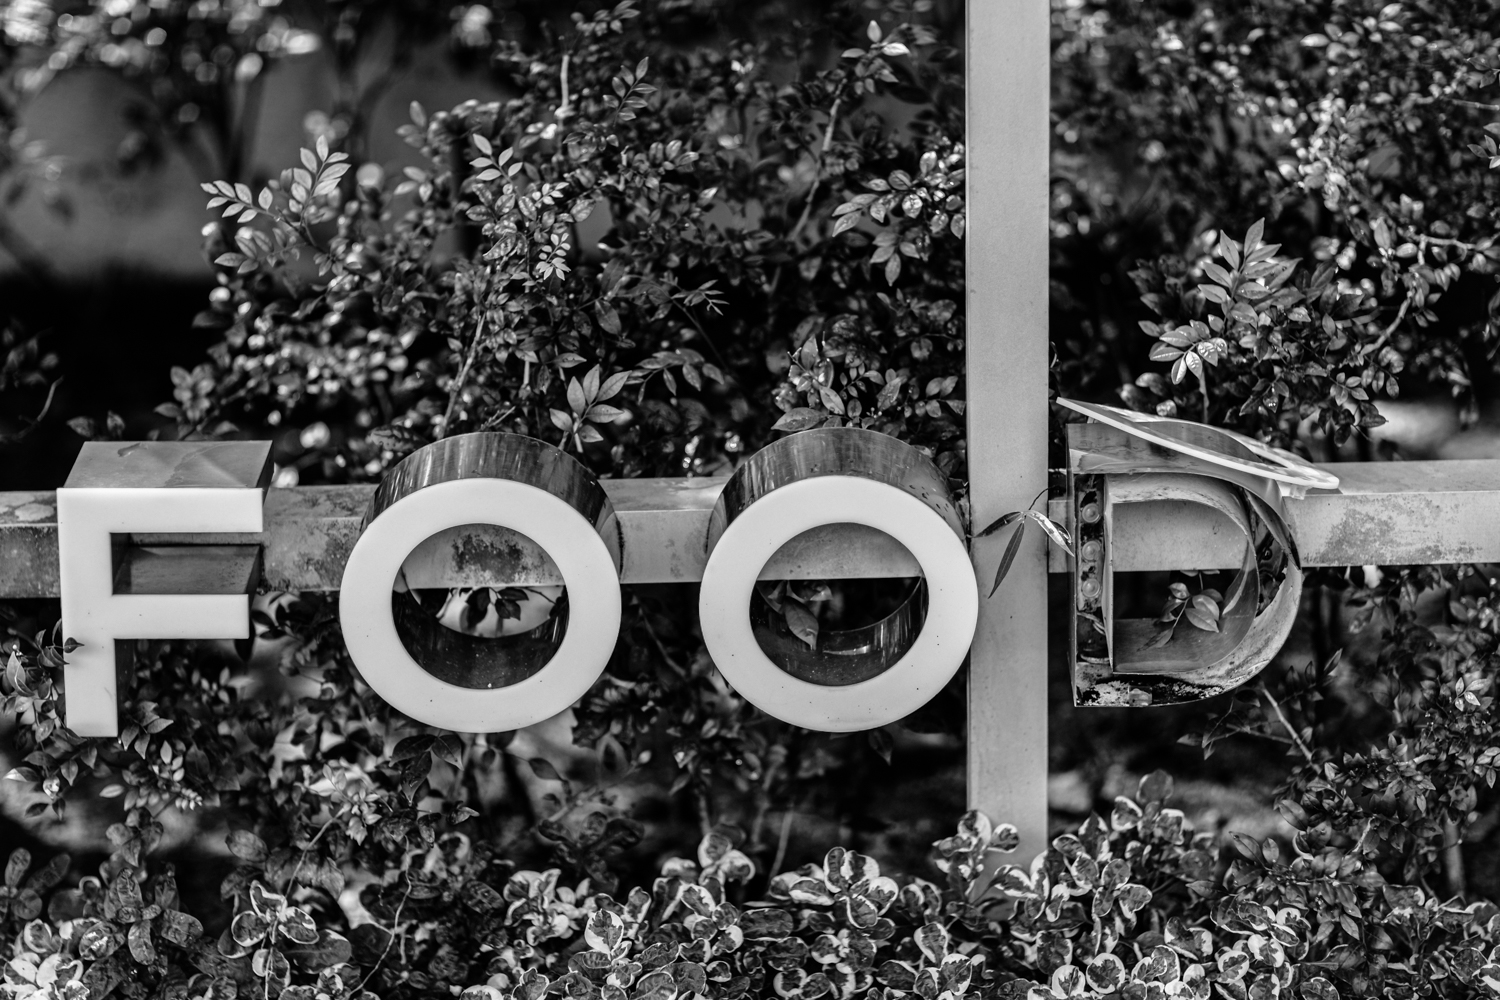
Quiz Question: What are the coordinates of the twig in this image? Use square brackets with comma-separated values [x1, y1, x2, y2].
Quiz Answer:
[440, 306, 487, 438]
[1368, 296, 1410, 355]
[788, 97, 842, 244]
[696, 788, 713, 838]
[289, 815, 336, 877]
[770, 809, 795, 881]
[557, 55, 573, 121]
[478, 404, 518, 432]
[748, 747, 786, 848]
[1260, 684, 1313, 762]
[3, 377, 62, 444]
[640, 612, 688, 675]
[1420, 235, 1483, 251]
[355, 884, 412, 993]
[670, 299, 729, 373]
[1442, 97, 1500, 112]
[1443, 817, 1466, 899]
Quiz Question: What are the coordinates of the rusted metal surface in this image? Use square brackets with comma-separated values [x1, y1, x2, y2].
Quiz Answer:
[0, 491, 59, 598]
[6, 460, 1500, 597]
[1292, 460, 1500, 566]
[259, 486, 369, 591]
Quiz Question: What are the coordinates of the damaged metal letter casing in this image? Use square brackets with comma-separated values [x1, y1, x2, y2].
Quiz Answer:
[1060, 400, 1339, 708]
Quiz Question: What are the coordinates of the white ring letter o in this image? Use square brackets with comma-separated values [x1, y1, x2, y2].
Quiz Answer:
[339, 434, 621, 733]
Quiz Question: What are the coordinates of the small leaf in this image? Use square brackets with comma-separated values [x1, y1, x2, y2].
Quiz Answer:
[772, 407, 825, 433]
[1086, 954, 1125, 993]
[227, 830, 268, 865]
[1025, 510, 1073, 556]
[159, 910, 203, 947]
[586, 403, 626, 423]
[278, 907, 319, 945]
[783, 602, 820, 650]
[988, 521, 1026, 598]
[1201, 260, 1235, 287]
[527, 757, 563, 782]
[1184, 608, 1220, 632]
[975, 510, 1023, 539]
[1143, 622, 1177, 649]
[390, 734, 435, 763]
[914, 922, 949, 964]
[1185, 350, 1204, 382]
[566, 378, 587, 415]
[1244, 218, 1265, 252]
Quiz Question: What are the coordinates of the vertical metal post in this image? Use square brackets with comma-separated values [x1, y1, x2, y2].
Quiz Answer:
[965, 1, 1050, 855]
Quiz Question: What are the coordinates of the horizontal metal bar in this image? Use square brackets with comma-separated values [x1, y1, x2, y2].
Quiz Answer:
[0, 478, 919, 595]
[3, 459, 1498, 597]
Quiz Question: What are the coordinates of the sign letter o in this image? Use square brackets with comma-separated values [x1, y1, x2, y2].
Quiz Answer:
[698, 428, 978, 732]
[339, 433, 622, 732]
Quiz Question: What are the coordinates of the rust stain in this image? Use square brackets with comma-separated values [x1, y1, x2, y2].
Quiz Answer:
[1313, 496, 1478, 565]
[450, 529, 555, 578]
[13, 502, 54, 522]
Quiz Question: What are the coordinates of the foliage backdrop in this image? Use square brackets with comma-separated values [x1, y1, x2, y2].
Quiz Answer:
[6, 1, 1500, 998]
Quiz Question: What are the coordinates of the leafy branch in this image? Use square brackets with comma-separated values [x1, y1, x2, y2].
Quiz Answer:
[549, 364, 630, 451]
[1144, 580, 1224, 650]
[201, 137, 350, 274]
[975, 491, 1073, 597]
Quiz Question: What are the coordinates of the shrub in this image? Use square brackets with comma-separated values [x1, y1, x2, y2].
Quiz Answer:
[1, 771, 1500, 1000]
[1051, 0, 1500, 444]
[7, 2, 1500, 999]
[157, 0, 974, 852]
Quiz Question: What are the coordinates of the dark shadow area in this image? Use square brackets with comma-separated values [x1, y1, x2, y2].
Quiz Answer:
[0, 276, 215, 491]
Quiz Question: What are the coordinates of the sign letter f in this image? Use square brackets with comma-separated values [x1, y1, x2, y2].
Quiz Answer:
[56, 442, 270, 737]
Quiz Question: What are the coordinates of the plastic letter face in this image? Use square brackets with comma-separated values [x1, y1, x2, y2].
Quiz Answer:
[56, 443, 269, 737]
[337, 434, 622, 733]
[698, 429, 979, 732]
